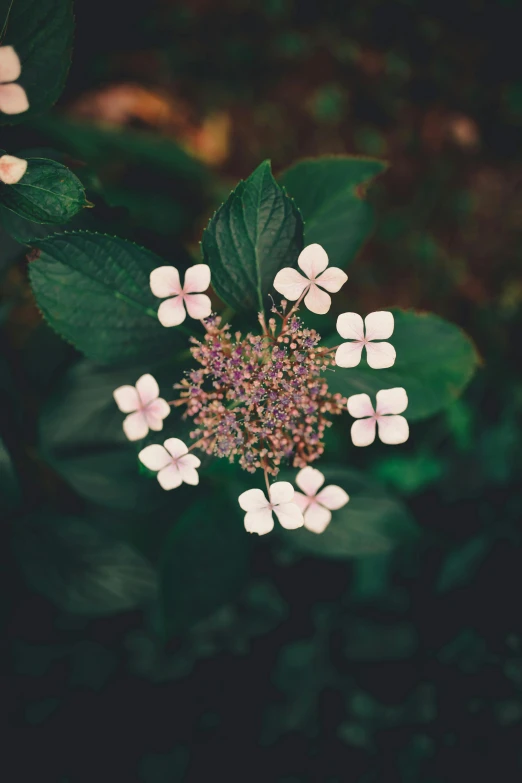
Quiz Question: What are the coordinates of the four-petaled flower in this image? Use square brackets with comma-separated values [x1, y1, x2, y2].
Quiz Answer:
[347, 388, 409, 447]
[0, 154, 27, 184]
[335, 311, 396, 369]
[113, 373, 170, 441]
[238, 482, 304, 535]
[150, 264, 212, 327]
[138, 438, 201, 490]
[273, 244, 348, 315]
[0, 46, 29, 115]
[293, 466, 349, 533]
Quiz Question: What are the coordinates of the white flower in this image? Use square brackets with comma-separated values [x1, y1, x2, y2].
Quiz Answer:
[347, 388, 409, 447]
[113, 373, 170, 441]
[150, 264, 212, 327]
[238, 481, 304, 535]
[293, 466, 349, 534]
[273, 243, 348, 315]
[0, 46, 29, 115]
[335, 311, 396, 369]
[0, 154, 27, 185]
[138, 438, 201, 490]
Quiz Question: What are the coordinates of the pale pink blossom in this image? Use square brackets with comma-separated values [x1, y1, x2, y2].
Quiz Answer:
[335, 311, 396, 369]
[273, 244, 348, 315]
[113, 373, 170, 441]
[293, 466, 349, 533]
[238, 481, 304, 535]
[138, 438, 201, 490]
[150, 264, 212, 327]
[347, 388, 409, 447]
[0, 154, 27, 184]
[0, 46, 29, 115]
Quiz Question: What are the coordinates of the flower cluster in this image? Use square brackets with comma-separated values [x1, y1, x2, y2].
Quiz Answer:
[113, 243, 410, 535]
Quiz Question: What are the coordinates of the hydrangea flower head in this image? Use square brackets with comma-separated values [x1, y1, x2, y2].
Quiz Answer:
[347, 388, 409, 447]
[273, 244, 348, 314]
[0, 46, 29, 115]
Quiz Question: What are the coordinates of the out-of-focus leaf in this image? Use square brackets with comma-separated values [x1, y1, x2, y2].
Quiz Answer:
[278, 155, 386, 268]
[279, 466, 418, 558]
[160, 495, 250, 637]
[327, 310, 479, 420]
[29, 231, 188, 364]
[0, 435, 21, 509]
[0, 0, 74, 125]
[202, 160, 303, 312]
[372, 453, 445, 495]
[436, 535, 490, 593]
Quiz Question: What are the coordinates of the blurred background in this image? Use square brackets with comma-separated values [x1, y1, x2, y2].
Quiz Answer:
[4, 0, 522, 780]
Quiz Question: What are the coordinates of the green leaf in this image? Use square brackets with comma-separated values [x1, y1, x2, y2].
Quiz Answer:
[326, 309, 479, 420]
[201, 160, 304, 313]
[39, 359, 173, 511]
[29, 231, 189, 364]
[0, 157, 87, 223]
[0, 435, 21, 509]
[278, 155, 386, 269]
[0, 0, 74, 125]
[160, 495, 250, 636]
[279, 466, 418, 558]
[15, 510, 157, 615]
[436, 535, 490, 594]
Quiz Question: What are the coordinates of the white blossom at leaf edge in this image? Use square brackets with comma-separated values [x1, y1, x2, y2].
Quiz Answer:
[335, 311, 396, 369]
[0, 154, 27, 184]
[150, 264, 212, 327]
[139, 438, 201, 490]
[238, 481, 304, 535]
[273, 243, 348, 315]
[347, 387, 409, 447]
[113, 373, 170, 441]
[293, 466, 349, 533]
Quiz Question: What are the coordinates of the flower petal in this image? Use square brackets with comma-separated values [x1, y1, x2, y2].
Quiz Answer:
[316, 485, 349, 510]
[295, 466, 325, 496]
[269, 481, 294, 505]
[293, 491, 311, 512]
[163, 438, 189, 459]
[336, 312, 364, 341]
[177, 462, 199, 485]
[138, 444, 172, 471]
[157, 296, 186, 327]
[136, 373, 159, 405]
[273, 267, 310, 301]
[376, 387, 408, 415]
[145, 397, 170, 422]
[365, 341, 396, 369]
[347, 393, 374, 419]
[0, 83, 29, 114]
[0, 154, 27, 185]
[244, 508, 274, 535]
[122, 411, 149, 441]
[377, 415, 409, 445]
[303, 502, 332, 534]
[315, 267, 348, 293]
[335, 341, 364, 368]
[304, 283, 331, 314]
[274, 502, 304, 530]
[183, 263, 211, 293]
[150, 266, 182, 298]
[157, 464, 183, 490]
[0, 46, 22, 82]
[113, 384, 139, 413]
[351, 418, 376, 447]
[297, 243, 329, 279]
[144, 409, 167, 432]
[238, 487, 268, 512]
[184, 293, 212, 320]
[365, 311, 394, 341]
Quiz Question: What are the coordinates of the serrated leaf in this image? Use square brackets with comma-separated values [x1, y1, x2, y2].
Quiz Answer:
[326, 309, 479, 420]
[279, 466, 418, 558]
[201, 160, 304, 313]
[29, 231, 189, 364]
[160, 495, 250, 637]
[0, 157, 87, 223]
[0, 0, 74, 125]
[278, 155, 386, 268]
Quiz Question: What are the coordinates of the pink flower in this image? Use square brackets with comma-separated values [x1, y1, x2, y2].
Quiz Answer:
[335, 311, 396, 369]
[138, 438, 201, 490]
[293, 466, 349, 533]
[150, 264, 212, 327]
[347, 388, 409, 447]
[0, 153, 27, 184]
[238, 482, 304, 535]
[0, 46, 29, 115]
[273, 244, 348, 315]
[113, 373, 170, 441]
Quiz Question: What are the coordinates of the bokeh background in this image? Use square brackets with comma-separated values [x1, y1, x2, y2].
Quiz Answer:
[4, 1, 522, 780]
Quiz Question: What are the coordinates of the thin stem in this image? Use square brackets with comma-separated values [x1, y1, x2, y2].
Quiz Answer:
[281, 288, 308, 332]
[263, 464, 271, 496]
